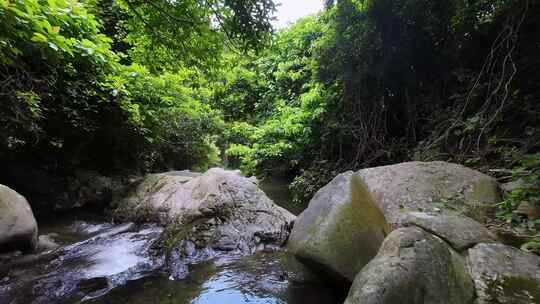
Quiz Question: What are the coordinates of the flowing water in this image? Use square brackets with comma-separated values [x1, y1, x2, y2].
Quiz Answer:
[0, 179, 344, 304]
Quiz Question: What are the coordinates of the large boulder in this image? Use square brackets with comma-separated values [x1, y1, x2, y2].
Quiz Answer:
[0, 184, 38, 252]
[467, 243, 540, 304]
[112, 168, 295, 274]
[288, 161, 499, 283]
[404, 212, 497, 251]
[356, 161, 500, 225]
[344, 227, 475, 304]
[287, 172, 391, 283]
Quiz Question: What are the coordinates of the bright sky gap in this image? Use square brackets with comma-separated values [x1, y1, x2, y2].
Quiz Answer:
[273, 0, 323, 29]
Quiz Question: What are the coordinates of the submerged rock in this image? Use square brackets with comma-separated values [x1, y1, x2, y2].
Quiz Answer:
[287, 172, 391, 283]
[0, 184, 38, 252]
[344, 227, 474, 304]
[113, 168, 296, 278]
[37, 234, 60, 252]
[467, 243, 540, 304]
[404, 212, 497, 251]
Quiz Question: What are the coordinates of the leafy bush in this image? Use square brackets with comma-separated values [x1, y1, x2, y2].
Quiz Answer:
[289, 162, 343, 204]
[0, 0, 118, 165]
[106, 64, 223, 171]
[219, 16, 328, 177]
[0, 0, 223, 174]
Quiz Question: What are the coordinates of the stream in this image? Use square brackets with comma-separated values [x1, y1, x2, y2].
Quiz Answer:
[0, 179, 343, 304]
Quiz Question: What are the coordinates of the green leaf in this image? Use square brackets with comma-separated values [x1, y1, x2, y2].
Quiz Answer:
[48, 42, 58, 51]
[31, 32, 48, 43]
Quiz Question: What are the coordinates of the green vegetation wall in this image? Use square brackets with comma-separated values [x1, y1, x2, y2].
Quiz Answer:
[0, 0, 225, 174]
[0, 0, 538, 207]
[217, 0, 539, 202]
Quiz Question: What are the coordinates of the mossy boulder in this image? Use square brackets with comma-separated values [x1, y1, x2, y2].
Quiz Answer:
[0, 184, 38, 252]
[287, 172, 391, 283]
[467, 243, 540, 304]
[112, 168, 295, 278]
[344, 227, 474, 304]
[288, 161, 500, 284]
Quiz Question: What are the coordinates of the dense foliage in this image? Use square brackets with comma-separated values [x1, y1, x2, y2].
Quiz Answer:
[1, 0, 538, 217]
[217, 0, 539, 203]
[1, 0, 118, 169]
[0, 0, 272, 174]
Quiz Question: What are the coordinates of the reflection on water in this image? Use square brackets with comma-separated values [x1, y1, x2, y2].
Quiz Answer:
[90, 253, 343, 304]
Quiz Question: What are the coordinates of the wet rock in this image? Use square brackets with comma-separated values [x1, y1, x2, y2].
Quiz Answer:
[467, 243, 540, 304]
[37, 235, 60, 251]
[70, 221, 114, 235]
[0, 249, 60, 277]
[345, 227, 474, 304]
[0, 184, 38, 252]
[77, 277, 109, 293]
[113, 168, 295, 276]
[92, 251, 343, 304]
[287, 172, 391, 283]
[355, 161, 501, 225]
[0, 223, 164, 303]
[404, 212, 497, 251]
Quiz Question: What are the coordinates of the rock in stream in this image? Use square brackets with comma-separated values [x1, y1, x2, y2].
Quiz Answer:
[112, 168, 296, 279]
[0, 221, 164, 303]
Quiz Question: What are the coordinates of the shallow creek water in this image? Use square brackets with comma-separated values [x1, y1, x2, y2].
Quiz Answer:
[0, 179, 343, 304]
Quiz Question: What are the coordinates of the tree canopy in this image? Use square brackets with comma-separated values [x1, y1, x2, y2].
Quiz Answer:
[0, 0, 538, 207]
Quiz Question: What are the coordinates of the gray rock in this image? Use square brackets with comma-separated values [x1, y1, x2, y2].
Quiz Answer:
[345, 227, 475, 304]
[162, 170, 202, 178]
[467, 243, 540, 304]
[404, 212, 497, 251]
[288, 161, 499, 284]
[287, 172, 391, 283]
[356, 161, 501, 226]
[0, 185, 38, 252]
[37, 235, 60, 252]
[113, 168, 295, 259]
